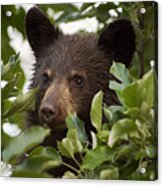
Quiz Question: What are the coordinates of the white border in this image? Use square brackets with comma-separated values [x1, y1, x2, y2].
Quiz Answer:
[0, 0, 163, 186]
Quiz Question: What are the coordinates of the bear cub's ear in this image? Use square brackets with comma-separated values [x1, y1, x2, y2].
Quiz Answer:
[25, 7, 59, 57]
[98, 19, 136, 67]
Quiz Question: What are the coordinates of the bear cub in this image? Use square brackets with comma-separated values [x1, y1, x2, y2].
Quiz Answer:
[26, 7, 135, 147]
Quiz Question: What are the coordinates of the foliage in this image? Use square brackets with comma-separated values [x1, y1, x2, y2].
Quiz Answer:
[1, 2, 157, 180]
[1, 55, 157, 180]
[1, 54, 50, 178]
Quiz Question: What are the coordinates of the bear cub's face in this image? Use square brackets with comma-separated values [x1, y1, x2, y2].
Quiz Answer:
[25, 7, 135, 130]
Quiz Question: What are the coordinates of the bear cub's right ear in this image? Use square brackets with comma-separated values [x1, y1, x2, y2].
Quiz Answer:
[98, 19, 136, 67]
[25, 7, 59, 57]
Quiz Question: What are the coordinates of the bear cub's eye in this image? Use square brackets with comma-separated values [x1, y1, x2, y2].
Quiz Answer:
[42, 70, 52, 83]
[42, 72, 50, 83]
[71, 75, 84, 88]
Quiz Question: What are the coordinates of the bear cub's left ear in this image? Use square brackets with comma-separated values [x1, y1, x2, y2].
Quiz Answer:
[25, 7, 60, 57]
[98, 19, 136, 67]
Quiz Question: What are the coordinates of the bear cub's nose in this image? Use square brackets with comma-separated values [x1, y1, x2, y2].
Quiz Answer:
[40, 105, 59, 121]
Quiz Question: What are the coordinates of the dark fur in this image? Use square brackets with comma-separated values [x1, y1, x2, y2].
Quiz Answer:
[25, 7, 135, 177]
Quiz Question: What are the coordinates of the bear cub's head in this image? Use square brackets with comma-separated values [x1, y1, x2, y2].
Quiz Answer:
[25, 7, 135, 131]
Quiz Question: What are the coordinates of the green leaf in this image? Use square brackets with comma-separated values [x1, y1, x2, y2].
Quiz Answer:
[122, 83, 141, 108]
[115, 144, 136, 160]
[2, 88, 37, 119]
[100, 166, 119, 180]
[103, 106, 113, 122]
[108, 119, 139, 147]
[13, 146, 62, 177]
[80, 3, 94, 12]
[109, 81, 124, 103]
[110, 62, 132, 86]
[119, 160, 138, 180]
[1, 100, 12, 117]
[124, 107, 142, 119]
[135, 146, 154, 160]
[62, 171, 78, 179]
[29, 146, 62, 163]
[12, 170, 51, 178]
[96, 11, 110, 23]
[1, 129, 12, 149]
[122, 70, 154, 108]
[17, 155, 61, 171]
[109, 80, 124, 92]
[135, 150, 147, 161]
[97, 130, 110, 143]
[144, 38, 154, 64]
[67, 129, 83, 153]
[97, 3, 117, 12]
[90, 91, 103, 132]
[109, 62, 135, 102]
[7, 112, 26, 129]
[1, 53, 25, 90]
[57, 138, 74, 158]
[140, 102, 150, 115]
[66, 113, 88, 143]
[91, 131, 97, 149]
[1, 53, 20, 79]
[82, 146, 114, 170]
[104, 105, 125, 124]
[2, 126, 50, 162]
[1, 73, 21, 100]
